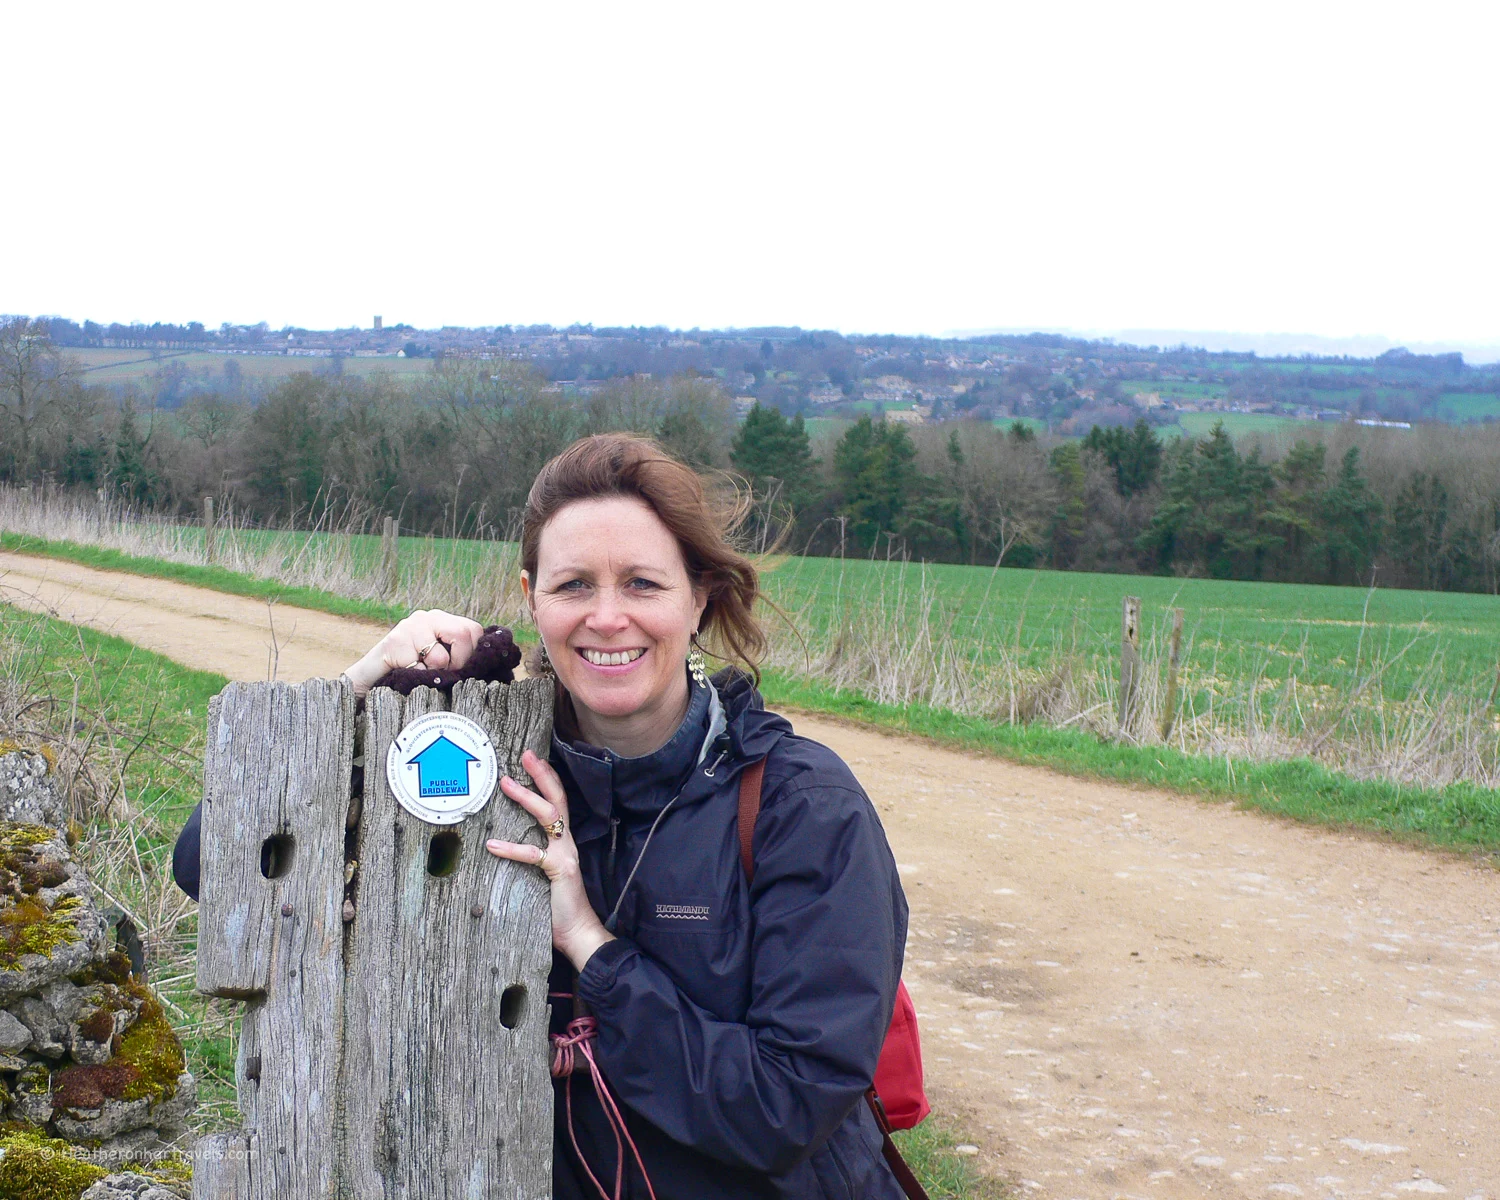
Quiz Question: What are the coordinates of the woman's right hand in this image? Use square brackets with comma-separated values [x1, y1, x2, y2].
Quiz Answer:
[342, 608, 485, 697]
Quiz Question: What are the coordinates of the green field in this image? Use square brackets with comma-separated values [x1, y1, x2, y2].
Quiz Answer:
[10, 526, 1494, 705]
[1435, 391, 1500, 422]
[761, 554, 1499, 700]
[1120, 380, 1229, 402]
[1163, 411, 1313, 439]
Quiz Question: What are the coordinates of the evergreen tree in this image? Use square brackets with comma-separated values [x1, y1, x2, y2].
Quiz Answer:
[1047, 442, 1086, 567]
[1082, 418, 1162, 497]
[730, 403, 816, 503]
[1138, 422, 1277, 579]
[111, 398, 158, 505]
[1318, 446, 1382, 584]
[832, 416, 919, 553]
[1266, 440, 1327, 578]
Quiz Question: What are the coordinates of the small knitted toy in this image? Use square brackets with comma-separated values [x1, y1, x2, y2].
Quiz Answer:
[371, 625, 522, 695]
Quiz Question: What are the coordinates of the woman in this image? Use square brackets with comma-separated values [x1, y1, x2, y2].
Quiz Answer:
[180, 433, 910, 1199]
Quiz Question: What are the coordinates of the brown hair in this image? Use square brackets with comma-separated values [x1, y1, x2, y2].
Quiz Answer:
[522, 434, 767, 682]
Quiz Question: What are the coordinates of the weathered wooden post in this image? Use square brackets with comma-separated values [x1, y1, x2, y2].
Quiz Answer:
[96, 487, 108, 532]
[194, 675, 555, 1199]
[381, 516, 400, 598]
[1159, 606, 1185, 742]
[204, 495, 217, 564]
[1119, 595, 1142, 732]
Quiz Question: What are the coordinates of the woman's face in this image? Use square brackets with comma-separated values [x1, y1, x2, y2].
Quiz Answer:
[525, 496, 707, 744]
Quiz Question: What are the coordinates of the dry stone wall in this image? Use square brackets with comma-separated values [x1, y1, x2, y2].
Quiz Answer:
[0, 747, 193, 1199]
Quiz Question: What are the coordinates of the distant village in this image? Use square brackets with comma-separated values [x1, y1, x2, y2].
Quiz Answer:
[42, 315, 1500, 431]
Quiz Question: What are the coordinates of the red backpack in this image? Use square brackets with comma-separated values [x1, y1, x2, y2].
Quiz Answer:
[738, 760, 931, 1200]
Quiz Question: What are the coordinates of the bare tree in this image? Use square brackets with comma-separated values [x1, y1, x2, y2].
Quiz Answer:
[0, 316, 75, 479]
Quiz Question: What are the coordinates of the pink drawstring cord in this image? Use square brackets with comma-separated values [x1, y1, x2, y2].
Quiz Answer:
[550, 1012, 658, 1200]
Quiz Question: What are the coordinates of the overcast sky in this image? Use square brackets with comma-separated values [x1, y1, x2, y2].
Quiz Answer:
[5, 1, 1497, 351]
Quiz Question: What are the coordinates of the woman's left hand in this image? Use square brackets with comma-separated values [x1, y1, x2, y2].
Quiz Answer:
[487, 748, 614, 972]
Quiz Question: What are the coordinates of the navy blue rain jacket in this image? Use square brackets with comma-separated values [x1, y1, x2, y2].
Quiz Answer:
[174, 669, 909, 1199]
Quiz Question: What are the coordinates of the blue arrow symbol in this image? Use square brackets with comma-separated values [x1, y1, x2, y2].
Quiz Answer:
[407, 734, 481, 798]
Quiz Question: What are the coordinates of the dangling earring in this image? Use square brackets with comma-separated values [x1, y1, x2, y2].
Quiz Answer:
[537, 641, 554, 675]
[687, 640, 709, 687]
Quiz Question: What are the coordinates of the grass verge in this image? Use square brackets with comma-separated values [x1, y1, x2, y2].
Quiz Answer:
[760, 670, 1500, 852]
[1, 602, 239, 1131]
[891, 1118, 1012, 1198]
[0, 531, 406, 625]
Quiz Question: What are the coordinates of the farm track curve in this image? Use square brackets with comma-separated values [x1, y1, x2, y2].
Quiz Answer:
[2, 550, 1497, 1199]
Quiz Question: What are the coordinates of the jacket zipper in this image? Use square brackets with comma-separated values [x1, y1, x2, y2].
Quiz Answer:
[604, 817, 621, 915]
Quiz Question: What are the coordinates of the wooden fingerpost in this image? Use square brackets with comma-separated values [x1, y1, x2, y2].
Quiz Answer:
[380, 516, 400, 598]
[194, 675, 556, 1200]
[203, 495, 217, 564]
[1159, 606, 1185, 742]
[1119, 595, 1142, 732]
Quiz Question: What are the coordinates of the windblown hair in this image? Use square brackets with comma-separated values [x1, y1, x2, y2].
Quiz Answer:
[522, 434, 767, 682]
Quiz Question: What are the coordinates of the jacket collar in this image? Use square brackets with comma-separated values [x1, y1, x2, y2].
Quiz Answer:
[548, 667, 787, 844]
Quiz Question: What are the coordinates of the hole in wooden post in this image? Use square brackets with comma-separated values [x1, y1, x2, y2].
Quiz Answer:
[500, 984, 526, 1029]
[259, 834, 295, 880]
[427, 831, 462, 877]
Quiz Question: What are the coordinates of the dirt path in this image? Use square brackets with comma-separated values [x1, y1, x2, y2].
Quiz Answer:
[0, 551, 388, 681]
[4, 552, 1497, 1199]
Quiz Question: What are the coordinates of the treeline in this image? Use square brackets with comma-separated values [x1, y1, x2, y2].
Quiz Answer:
[2, 321, 1497, 594]
[738, 410, 1500, 593]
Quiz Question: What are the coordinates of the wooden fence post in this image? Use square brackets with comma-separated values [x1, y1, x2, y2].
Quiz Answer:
[1119, 595, 1141, 731]
[381, 516, 400, 597]
[195, 675, 555, 1199]
[203, 496, 216, 564]
[1159, 606, 1185, 741]
[96, 488, 107, 532]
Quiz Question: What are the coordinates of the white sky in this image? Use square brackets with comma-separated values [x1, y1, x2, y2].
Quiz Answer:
[5, 1, 1498, 349]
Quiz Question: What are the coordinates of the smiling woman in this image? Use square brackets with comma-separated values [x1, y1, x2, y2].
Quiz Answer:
[176, 433, 918, 1200]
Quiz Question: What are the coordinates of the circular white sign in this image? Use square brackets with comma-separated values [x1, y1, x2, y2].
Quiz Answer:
[385, 712, 499, 826]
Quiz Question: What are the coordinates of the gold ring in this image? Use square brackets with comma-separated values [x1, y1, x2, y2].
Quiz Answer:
[545, 819, 565, 840]
[416, 640, 439, 661]
[536, 847, 549, 869]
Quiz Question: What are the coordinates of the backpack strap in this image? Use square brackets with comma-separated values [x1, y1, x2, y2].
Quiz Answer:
[734, 758, 931, 1200]
[737, 758, 766, 882]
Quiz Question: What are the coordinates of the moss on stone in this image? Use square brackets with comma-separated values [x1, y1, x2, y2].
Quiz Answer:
[0, 823, 84, 972]
[0, 1129, 107, 1200]
[0, 894, 82, 971]
[76, 1006, 116, 1046]
[52, 984, 183, 1115]
[0, 743, 56, 773]
[0, 823, 54, 858]
[16, 1063, 50, 1096]
[113, 986, 184, 1105]
[135, 1152, 192, 1187]
[70, 950, 133, 990]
